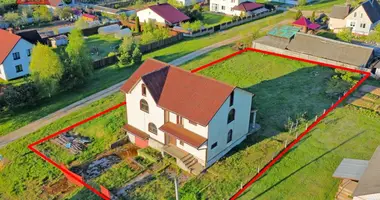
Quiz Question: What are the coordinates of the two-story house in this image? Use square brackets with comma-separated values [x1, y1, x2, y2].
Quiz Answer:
[329, 0, 380, 35]
[0, 29, 33, 80]
[121, 59, 257, 174]
[210, 0, 267, 16]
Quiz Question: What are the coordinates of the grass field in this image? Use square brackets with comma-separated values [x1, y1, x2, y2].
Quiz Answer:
[296, 0, 345, 11]
[0, 44, 379, 200]
[0, 11, 294, 137]
[84, 34, 121, 61]
[202, 13, 233, 27]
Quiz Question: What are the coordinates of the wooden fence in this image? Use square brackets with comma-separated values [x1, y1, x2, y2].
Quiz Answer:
[92, 33, 184, 69]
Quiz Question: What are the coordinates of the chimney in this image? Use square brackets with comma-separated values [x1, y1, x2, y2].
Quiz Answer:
[7, 28, 14, 34]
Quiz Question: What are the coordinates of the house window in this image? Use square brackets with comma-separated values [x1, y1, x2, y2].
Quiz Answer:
[230, 91, 234, 107]
[227, 109, 235, 124]
[350, 21, 355, 27]
[176, 115, 183, 125]
[27, 49, 31, 57]
[211, 142, 218, 149]
[221, 5, 225, 10]
[142, 84, 146, 96]
[231, 0, 235, 3]
[140, 99, 149, 113]
[360, 13, 363, 18]
[15, 64, 23, 73]
[179, 140, 184, 146]
[189, 120, 197, 126]
[12, 52, 20, 60]
[148, 123, 157, 135]
[354, 12, 357, 17]
[360, 23, 366, 28]
[227, 130, 233, 143]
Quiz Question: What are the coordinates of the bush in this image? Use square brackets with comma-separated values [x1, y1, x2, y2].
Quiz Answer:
[137, 147, 162, 163]
[325, 70, 358, 98]
[180, 20, 203, 31]
[3, 82, 39, 109]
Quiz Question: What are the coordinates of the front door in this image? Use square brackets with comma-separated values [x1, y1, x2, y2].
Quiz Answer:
[166, 134, 177, 145]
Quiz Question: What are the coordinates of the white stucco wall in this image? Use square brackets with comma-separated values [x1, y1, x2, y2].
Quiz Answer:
[329, 18, 347, 30]
[354, 193, 380, 200]
[345, 6, 373, 35]
[176, 141, 207, 165]
[126, 80, 165, 144]
[0, 39, 33, 80]
[177, 0, 203, 6]
[206, 88, 252, 167]
[137, 8, 166, 24]
[210, 0, 249, 15]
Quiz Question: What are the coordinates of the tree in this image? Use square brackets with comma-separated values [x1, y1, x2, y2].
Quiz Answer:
[310, 11, 316, 23]
[135, 16, 141, 33]
[3, 82, 39, 109]
[33, 6, 53, 22]
[337, 28, 353, 42]
[30, 43, 64, 98]
[295, 10, 303, 20]
[298, 0, 307, 6]
[74, 17, 89, 29]
[62, 28, 93, 88]
[132, 46, 142, 64]
[54, 7, 73, 20]
[117, 37, 141, 67]
[20, 7, 33, 18]
[4, 12, 21, 27]
[367, 24, 380, 43]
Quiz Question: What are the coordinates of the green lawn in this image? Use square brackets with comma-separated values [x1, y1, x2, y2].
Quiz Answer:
[0, 44, 379, 200]
[202, 12, 233, 27]
[0, 11, 294, 137]
[84, 34, 122, 61]
[296, 0, 345, 11]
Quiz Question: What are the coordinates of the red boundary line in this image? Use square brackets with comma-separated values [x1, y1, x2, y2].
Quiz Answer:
[28, 47, 371, 200]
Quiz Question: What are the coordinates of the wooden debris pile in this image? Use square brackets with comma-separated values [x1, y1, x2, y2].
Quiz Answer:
[51, 131, 92, 154]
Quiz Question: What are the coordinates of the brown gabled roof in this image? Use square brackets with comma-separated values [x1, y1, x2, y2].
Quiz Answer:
[0, 29, 21, 64]
[330, 5, 351, 19]
[159, 122, 207, 148]
[232, 2, 264, 12]
[147, 3, 190, 24]
[121, 59, 236, 126]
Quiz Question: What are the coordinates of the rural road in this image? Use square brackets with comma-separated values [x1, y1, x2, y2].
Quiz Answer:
[0, 35, 242, 149]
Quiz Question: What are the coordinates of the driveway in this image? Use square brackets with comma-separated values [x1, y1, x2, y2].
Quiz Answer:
[0, 35, 243, 149]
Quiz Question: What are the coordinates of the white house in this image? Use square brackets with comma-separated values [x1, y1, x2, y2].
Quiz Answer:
[329, 0, 380, 35]
[121, 59, 257, 174]
[175, 0, 203, 6]
[210, 0, 267, 16]
[0, 29, 33, 81]
[136, 3, 190, 26]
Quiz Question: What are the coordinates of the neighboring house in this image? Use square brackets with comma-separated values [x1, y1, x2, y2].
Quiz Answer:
[252, 26, 375, 69]
[268, 0, 314, 5]
[230, 2, 268, 16]
[82, 13, 98, 22]
[370, 60, 380, 77]
[0, 29, 33, 80]
[121, 59, 257, 174]
[175, 0, 203, 6]
[333, 146, 380, 200]
[329, 0, 380, 35]
[46, 0, 76, 10]
[136, 3, 190, 26]
[49, 35, 68, 48]
[292, 16, 320, 32]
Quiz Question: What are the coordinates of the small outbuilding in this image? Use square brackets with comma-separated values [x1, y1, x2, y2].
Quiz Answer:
[292, 16, 320, 33]
[333, 146, 380, 200]
[49, 35, 68, 48]
[82, 13, 98, 22]
[115, 28, 132, 39]
[98, 24, 121, 35]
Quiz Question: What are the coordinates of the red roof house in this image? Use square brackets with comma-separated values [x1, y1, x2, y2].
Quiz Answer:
[136, 3, 190, 26]
[82, 13, 98, 22]
[232, 2, 264, 12]
[292, 16, 320, 32]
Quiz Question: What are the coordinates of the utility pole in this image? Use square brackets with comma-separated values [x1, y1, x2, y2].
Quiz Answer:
[174, 177, 179, 200]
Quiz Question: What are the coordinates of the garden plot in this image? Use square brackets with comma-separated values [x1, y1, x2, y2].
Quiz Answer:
[347, 84, 380, 112]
